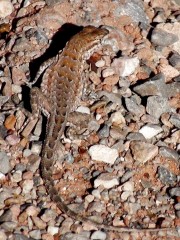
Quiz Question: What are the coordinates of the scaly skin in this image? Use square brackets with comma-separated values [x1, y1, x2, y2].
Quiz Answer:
[37, 26, 175, 233]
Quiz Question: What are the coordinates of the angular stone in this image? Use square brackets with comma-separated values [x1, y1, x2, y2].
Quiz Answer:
[169, 52, 180, 70]
[146, 96, 174, 119]
[139, 124, 163, 139]
[89, 144, 118, 164]
[151, 28, 178, 46]
[94, 173, 119, 189]
[133, 73, 180, 98]
[159, 147, 179, 161]
[130, 141, 158, 163]
[169, 113, 180, 128]
[158, 166, 177, 185]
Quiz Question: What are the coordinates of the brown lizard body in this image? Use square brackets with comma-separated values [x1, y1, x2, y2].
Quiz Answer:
[31, 26, 176, 233]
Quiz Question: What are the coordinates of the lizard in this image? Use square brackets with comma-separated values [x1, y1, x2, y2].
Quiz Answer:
[29, 25, 176, 233]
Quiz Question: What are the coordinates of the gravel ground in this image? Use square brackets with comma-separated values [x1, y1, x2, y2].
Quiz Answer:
[0, 0, 179, 240]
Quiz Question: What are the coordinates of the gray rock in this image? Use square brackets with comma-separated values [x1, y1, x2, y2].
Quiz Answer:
[0, 221, 18, 231]
[176, 210, 180, 218]
[64, 153, 74, 164]
[97, 91, 122, 106]
[114, 0, 149, 28]
[133, 73, 180, 98]
[15, 163, 26, 172]
[141, 114, 159, 124]
[0, 151, 11, 174]
[169, 187, 180, 197]
[174, 75, 180, 82]
[45, 0, 64, 6]
[174, 203, 180, 210]
[98, 124, 110, 138]
[146, 96, 174, 119]
[151, 28, 179, 46]
[169, 52, 180, 69]
[169, 113, 180, 128]
[159, 147, 179, 161]
[126, 132, 146, 141]
[14, 234, 35, 240]
[158, 166, 177, 185]
[0, 209, 12, 222]
[125, 97, 145, 117]
[0, 96, 9, 108]
[25, 28, 48, 45]
[121, 170, 135, 183]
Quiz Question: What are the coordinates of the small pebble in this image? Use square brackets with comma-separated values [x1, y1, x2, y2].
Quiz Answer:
[0, 151, 11, 174]
[158, 166, 177, 185]
[159, 146, 179, 161]
[89, 144, 118, 164]
[112, 57, 139, 77]
[94, 173, 119, 189]
[47, 226, 59, 235]
[169, 187, 180, 197]
[139, 124, 163, 139]
[91, 230, 106, 240]
[76, 106, 90, 114]
[102, 67, 115, 78]
[130, 141, 158, 163]
[95, 59, 105, 68]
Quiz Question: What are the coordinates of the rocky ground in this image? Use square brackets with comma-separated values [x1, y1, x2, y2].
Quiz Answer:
[0, 0, 179, 239]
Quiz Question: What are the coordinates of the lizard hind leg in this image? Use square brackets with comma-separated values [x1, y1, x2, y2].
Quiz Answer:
[20, 87, 51, 138]
[30, 87, 51, 118]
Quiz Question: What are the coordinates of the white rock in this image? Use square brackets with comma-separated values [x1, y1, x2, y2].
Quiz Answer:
[47, 226, 59, 235]
[0, 230, 7, 240]
[89, 144, 118, 164]
[139, 124, 163, 139]
[85, 195, 94, 203]
[31, 143, 41, 155]
[23, 149, 32, 157]
[91, 230, 106, 240]
[91, 189, 101, 199]
[111, 111, 126, 128]
[0, 172, 5, 181]
[96, 113, 102, 121]
[121, 191, 132, 201]
[122, 181, 134, 192]
[76, 106, 90, 114]
[11, 170, 22, 183]
[112, 57, 139, 77]
[94, 173, 119, 189]
[22, 180, 33, 194]
[102, 67, 115, 78]
[0, 0, 14, 18]
[12, 84, 22, 94]
[95, 59, 105, 68]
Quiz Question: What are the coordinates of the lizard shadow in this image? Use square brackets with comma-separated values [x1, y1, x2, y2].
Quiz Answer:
[29, 23, 83, 83]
